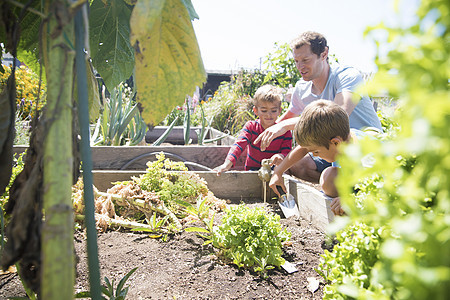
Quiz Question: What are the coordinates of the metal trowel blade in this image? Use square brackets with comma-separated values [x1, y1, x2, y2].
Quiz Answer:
[276, 186, 300, 218]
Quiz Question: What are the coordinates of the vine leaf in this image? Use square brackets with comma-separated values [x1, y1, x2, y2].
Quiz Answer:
[89, 0, 135, 93]
[130, 0, 206, 126]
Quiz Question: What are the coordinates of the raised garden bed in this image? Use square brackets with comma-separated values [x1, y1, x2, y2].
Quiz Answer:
[3, 148, 335, 299]
[145, 126, 236, 146]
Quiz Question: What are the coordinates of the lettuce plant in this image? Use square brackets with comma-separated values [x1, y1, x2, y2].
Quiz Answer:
[212, 204, 291, 275]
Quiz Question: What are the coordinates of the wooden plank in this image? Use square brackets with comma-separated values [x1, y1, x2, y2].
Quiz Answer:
[284, 175, 334, 232]
[145, 126, 236, 145]
[92, 170, 263, 202]
[13, 146, 246, 171]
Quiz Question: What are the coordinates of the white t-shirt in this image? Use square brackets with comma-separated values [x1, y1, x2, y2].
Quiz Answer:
[289, 64, 382, 131]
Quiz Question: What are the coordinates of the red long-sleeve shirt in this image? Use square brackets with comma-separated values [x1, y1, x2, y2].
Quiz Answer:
[227, 120, 292, 170]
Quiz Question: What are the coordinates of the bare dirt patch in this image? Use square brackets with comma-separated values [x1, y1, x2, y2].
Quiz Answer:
[0, 202, 329, 300]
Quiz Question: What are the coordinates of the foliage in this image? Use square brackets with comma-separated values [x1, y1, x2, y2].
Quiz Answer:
[0, 65, 45, 120]
[72, 153, 226, 235]
[181, 196, 216, 245]
[101, 267, 137, 300]
[76, 267, 137, 300]
[192, 41, 299, 136]
[91, 83, 147, 146]
[136, 153, 209, 211]
[14, 111, 31, 145]
[192, 74, 256, 136]
[262, 42, 301, 88]
[0, 153, 24, 210]
[212, 204, 291, 276]
[317, 223, 384, 299]
[320, 1, 450, 299]
[130, 0, 206, 126]
[162, 106, 185, 126]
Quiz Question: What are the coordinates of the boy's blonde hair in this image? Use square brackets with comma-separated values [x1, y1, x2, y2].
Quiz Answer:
[294, 100, 350, 149]
[252, 84, 282, 107]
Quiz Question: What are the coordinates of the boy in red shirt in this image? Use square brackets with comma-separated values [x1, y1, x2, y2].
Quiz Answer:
[215, 85, 292, 175]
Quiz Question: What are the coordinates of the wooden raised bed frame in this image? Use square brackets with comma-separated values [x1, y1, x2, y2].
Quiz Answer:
[13, 145, 335, 232]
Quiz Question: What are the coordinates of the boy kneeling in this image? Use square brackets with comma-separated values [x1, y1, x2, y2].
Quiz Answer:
[269, 100, 367, 216]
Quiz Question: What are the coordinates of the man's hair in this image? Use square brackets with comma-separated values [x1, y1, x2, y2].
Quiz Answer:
[294, 100, 350, 149]
[252, 84, 282, 107]
[290, 31, 328, 58]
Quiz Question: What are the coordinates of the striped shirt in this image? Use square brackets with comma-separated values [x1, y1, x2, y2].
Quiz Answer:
[227, 120, 292, 170]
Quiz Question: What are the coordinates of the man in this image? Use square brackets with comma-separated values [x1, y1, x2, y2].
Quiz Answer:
[254, 31, 382, 183]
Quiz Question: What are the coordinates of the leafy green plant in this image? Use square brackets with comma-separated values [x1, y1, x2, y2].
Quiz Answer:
[1, 153, 24, 209]
[320, 1, 450, 299]
[76, 267, 137, 300]
[212, 204, 291, 276]
[131, 214, 170, 239]
[101, 267, 137, 300]
[316, 223, 384, 299]
[192, 78, 255, 136]
[0, 65, 46, 120]
[136, 153, 209, 211]
[180, 196, 216, 245]
[14, 110, 31, 145]
[262, 42, 301, 88]
[91, 83, 147, 146]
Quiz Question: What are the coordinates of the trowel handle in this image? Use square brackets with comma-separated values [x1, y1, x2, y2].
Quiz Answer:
[276, 185, 286, 196]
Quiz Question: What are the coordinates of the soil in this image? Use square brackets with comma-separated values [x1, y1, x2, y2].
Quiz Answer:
[0, 201, 330, 300]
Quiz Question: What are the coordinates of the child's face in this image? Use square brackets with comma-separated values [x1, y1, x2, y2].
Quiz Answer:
[306, 138, 341, 163]
[253, 102, 281, 129]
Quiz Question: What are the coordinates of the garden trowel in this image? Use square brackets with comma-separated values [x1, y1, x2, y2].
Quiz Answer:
[276, 185, 299, 218]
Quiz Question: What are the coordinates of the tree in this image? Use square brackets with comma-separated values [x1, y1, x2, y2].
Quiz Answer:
[0, 0, 206, 298]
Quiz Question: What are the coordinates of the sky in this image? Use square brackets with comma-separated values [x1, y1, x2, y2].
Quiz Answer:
[191, 0, 418, 74]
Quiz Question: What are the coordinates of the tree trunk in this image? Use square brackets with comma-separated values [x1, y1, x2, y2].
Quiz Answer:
[41, 1, 75, 298]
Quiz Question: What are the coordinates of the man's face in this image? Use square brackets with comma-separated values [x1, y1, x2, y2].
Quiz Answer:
[293, 45, 326, 82]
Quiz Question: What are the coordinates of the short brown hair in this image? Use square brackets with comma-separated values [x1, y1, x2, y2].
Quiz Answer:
[290, 31, 328, 58]
[252, 84, 282, 107]
[294, 100, 350, 149]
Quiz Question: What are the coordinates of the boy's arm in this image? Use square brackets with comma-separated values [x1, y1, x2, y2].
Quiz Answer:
[214, 159, 233, 176]
[269, 145, 309, 196]
[215, 122, 252, 176]
[254, 116, 300, 151]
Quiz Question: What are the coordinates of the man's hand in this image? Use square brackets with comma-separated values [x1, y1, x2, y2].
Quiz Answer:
[254, 123, 286, 151]
[330, 197, 345, 216]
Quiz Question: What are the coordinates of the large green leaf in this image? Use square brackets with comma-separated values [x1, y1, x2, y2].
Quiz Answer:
[89, 0, 135, 93]
[130, 0, 206, 126]
[180, 0, 199, 20]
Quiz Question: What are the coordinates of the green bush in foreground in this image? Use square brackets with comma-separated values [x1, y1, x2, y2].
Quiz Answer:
[320, 1, 449, 299]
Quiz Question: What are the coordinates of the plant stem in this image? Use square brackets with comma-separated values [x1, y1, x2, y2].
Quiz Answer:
[41, 1, 75, 298]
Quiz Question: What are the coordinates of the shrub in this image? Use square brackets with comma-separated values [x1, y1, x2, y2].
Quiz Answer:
[320, 1, 450, 299]
[0, 65, 46, 120]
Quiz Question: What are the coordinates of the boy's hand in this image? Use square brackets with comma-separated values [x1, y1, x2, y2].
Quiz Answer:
[270, 154, 285, 166]
[214, 160, 233, 176]
[330, 197, 345, 216]
[268, 172, 285, 197]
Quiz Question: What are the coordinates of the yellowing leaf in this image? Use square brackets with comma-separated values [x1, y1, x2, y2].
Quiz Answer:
[130, 0, 206, 126]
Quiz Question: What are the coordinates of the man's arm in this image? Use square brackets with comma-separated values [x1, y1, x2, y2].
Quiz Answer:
[254, 116, 299, 151]
[277, 109, 297, 123]
[334, 91, 358, 116]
